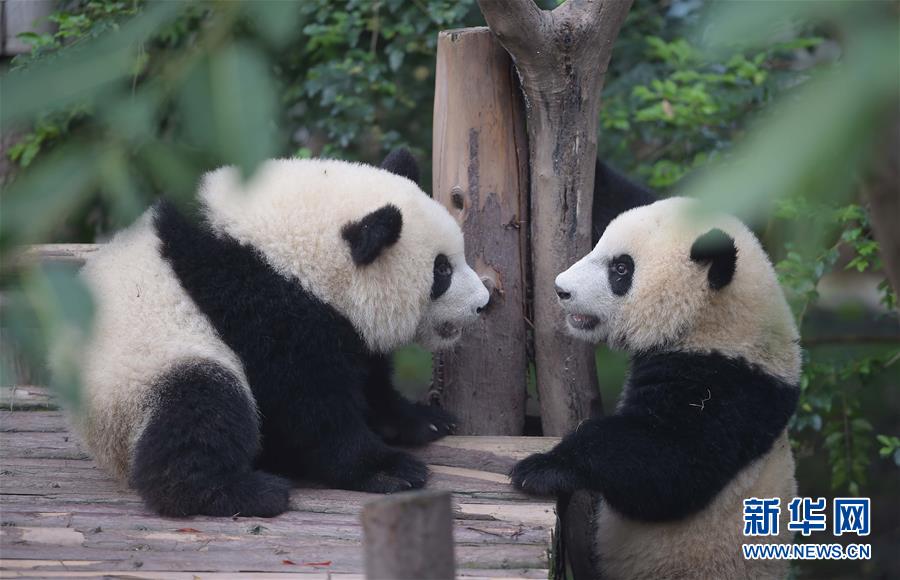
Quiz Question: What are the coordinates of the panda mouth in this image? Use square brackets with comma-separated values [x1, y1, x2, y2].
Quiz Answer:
[567, 313, 600, 331]
[435, 322, 461, 340]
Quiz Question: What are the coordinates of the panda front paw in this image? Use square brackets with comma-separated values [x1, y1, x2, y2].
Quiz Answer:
[356, 451, 429, 493]
[383, 403, 457, 446]
[510, 452, 582, 497]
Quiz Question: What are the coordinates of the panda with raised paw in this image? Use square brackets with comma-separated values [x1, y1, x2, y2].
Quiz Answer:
[511, 162, 800, 580]
[74, 149, 489, 518]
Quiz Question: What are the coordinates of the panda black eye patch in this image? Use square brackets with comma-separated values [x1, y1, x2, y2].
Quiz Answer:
[608, 254, 634, 296]
[431, 254, 453, 299]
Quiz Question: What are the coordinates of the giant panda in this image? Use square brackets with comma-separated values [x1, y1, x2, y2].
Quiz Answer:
[511, 162, 800, 580]
[73, 149, 489, 518]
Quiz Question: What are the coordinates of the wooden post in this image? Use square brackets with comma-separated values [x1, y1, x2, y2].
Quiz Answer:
[477, 0, 633, 436]
[362, 490, 455, 580]
[431, 27, 529, 435]
[2, 0, 54, 56]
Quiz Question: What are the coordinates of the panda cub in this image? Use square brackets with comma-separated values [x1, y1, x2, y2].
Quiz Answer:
[511, 162, 800, 580]
[75, 150, 489, 518]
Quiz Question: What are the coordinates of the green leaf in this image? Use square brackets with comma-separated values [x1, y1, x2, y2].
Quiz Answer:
[686, 23, 898, 222]
[137, 141, 203, 202]
[0, 144, 98, 247]
[701, 1, 855, 53]
[208, 42, 278, 177]
[3, 265, 95, 409]
[243, 1, 304, 49]
[0, 1, 183, 125]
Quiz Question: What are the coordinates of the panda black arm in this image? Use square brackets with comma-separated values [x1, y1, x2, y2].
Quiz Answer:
[512, 415, 729, 521]
[364, 355, 457, 446]
[511, 351, 798, 522]
[257, 359, 430, 493]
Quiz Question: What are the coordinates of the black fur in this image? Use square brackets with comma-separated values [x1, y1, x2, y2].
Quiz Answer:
[592, 160, 657, 244]
[510, 351, 798, 522]
[608, 254, 634, 297]
[366, 354, 457, 444]
[380, 147, 420, 185]
[341, 204, 403, 266]
[691, 228, 738, 290]
[152, 200, 454, 510]
[131, 361, 291, 518]
[431, 254, 452, 299]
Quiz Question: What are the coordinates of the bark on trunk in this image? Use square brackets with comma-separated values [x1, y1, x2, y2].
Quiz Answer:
[431, 28, 530, 435]
[477, 0, 633, 435]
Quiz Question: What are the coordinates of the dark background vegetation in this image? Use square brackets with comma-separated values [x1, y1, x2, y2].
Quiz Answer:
[1, 1, 897, 578]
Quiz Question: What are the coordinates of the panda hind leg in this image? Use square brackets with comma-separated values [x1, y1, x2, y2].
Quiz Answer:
[130, 361, 291, 518]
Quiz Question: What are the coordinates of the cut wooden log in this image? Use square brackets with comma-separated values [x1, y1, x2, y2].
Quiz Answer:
[431, 27, 529, 435]
[362, 490, 455, 579]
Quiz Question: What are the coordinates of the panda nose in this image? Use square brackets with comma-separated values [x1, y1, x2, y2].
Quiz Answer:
[555, 284, 572, 301]
[475, 294, 489, 315]
[475, 276, 492, 315]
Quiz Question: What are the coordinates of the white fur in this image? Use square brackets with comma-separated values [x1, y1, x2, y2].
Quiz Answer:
[556, 197, 801, 579]
[200, 158, 488, 353]
[556, 197, 800, 383]
[77, 212, 249, 479]
[75, 158, 487, 480]
[595, 431, 795, 580]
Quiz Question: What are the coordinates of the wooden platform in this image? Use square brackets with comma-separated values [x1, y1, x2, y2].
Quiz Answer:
[0, 388, 560, 578]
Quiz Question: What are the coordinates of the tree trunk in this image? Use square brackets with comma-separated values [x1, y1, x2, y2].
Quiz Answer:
[478, 0, 633, 435]
[431, 27, 529, 435]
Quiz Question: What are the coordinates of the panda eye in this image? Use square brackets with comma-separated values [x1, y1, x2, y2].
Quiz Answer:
[432, 254, 453, 300]
[613, 262, 629, 276]
[435, 254, 453, 278]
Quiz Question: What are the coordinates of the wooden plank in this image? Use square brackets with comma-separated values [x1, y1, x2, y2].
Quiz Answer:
[0, 542, 547, 573]
[0, 566, 551, 579]
[431, 27, 530, 435]
[17, 244, 100, 267]
[1, 409, 557, 576]
[0, 386, 58, 411]
[0, 410, 68, 431]
[0, 508, 550, 547]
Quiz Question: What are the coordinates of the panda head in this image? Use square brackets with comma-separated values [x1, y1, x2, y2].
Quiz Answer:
[556, 196, 800, 382]
[198, 149, 489, 353]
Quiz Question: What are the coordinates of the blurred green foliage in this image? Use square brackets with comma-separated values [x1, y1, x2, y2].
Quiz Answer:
[0, 0, 480, 404]
[0, 0, 897, 541]
[2, 0, 481, 242]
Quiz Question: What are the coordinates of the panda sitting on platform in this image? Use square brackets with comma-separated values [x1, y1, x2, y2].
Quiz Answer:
[511, 162, 800, 580]
[74, 149, 489, 518]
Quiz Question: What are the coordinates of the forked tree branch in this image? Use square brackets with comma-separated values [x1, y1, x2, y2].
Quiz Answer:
[476, 0, 633, 435]
[479, 0, 629, 92]
[476, 0, 550, 60]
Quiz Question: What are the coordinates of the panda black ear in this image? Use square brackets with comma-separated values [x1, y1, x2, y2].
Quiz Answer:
[690, 228, 737, 290]
[592, 159, 657, 244]
[342, 204, 403, 266]
[380, 148, 420, 186]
